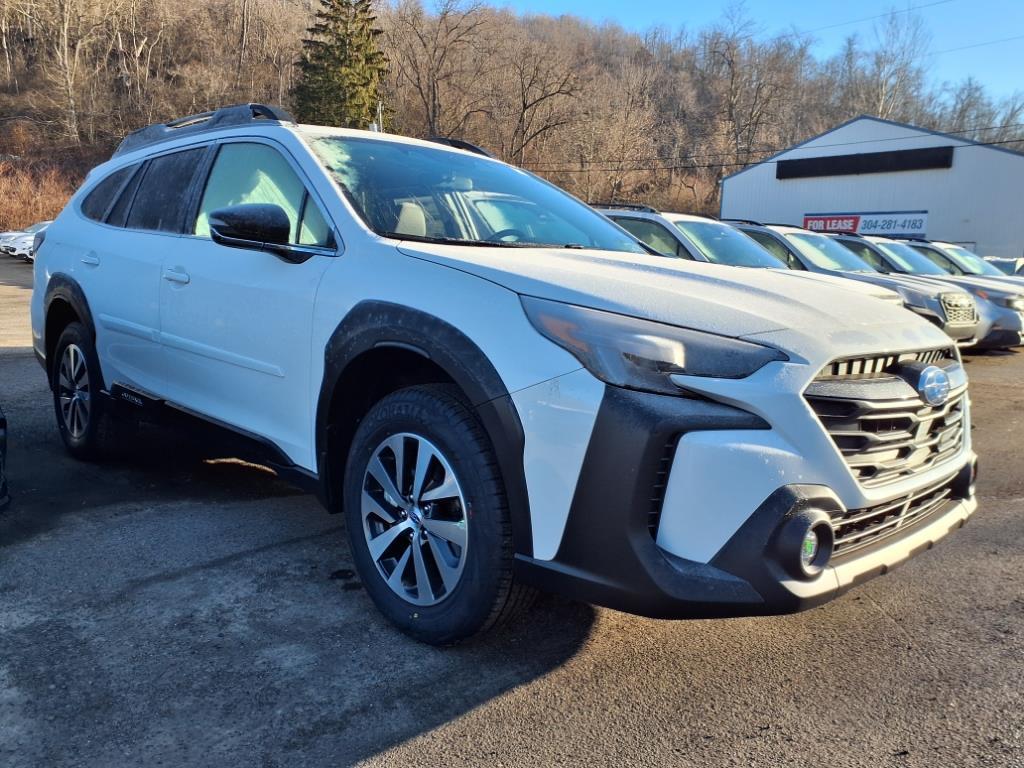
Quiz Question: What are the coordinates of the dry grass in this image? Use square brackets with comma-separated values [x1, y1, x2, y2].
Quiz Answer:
[0, 161, 79, 231]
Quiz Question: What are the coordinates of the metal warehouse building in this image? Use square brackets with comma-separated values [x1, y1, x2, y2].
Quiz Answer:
[720, 116, 1024, 258]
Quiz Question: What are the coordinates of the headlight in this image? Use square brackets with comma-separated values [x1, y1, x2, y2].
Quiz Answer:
[521, 296, 787, 394]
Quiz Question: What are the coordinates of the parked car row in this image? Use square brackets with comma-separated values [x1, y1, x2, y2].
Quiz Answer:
[0, 220, 51, 262]
[24, 104, 983, 644]
[596, 205, 1024, 352]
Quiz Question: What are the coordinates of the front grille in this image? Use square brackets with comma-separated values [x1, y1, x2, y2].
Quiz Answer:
[941, 295, 978, 325]
[806, 387, 967, 488]
[831, 473, 957, 557]
[818, 347, 955, 380]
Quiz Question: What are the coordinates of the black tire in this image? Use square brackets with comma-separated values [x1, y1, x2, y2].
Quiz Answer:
[51, 321, 118, 461]
[343, 384, 533, 644]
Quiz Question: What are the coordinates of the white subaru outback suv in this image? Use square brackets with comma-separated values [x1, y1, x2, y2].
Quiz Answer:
[32, 105, 978, 643]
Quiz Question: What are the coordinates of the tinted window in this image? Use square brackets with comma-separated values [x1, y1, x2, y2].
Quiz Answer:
[127, 148, 206, 233]
[874, 241, 949, 275]
[610, 217, 688, 258]
[911, 245, 961, 274]
[81, 165, 136, 221]
[195, 143, 331, 247]
[107, 168, 145, 228]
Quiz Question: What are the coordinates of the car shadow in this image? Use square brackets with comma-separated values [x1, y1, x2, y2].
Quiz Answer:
[0, 350, 596, 766]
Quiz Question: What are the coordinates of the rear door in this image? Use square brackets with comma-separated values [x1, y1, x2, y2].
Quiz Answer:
[158, 139, 336, 468]
[78, 148, 207, 394]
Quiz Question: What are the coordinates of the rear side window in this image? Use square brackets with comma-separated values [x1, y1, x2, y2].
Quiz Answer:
[81, 165, 136, 221]
[126, 148, 206, 233]
[107, 168, 145, 228]
[194, 142, 332, 246]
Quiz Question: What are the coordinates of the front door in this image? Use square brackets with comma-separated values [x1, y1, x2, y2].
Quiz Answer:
[158, 140, 336, 469]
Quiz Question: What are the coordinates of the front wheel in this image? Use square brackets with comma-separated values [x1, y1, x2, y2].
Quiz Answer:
[343, 384, 532, 644]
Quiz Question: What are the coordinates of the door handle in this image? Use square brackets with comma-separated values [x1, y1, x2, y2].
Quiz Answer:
[81, 252, 100, 266]
[162, 268, 190, 285]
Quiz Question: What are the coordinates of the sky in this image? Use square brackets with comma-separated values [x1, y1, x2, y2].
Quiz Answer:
[496, 0, 1022, 100]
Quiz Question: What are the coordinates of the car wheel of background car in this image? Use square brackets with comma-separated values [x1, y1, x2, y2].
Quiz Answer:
[51, 322, 118, 461]
[343, 383, 534, 645]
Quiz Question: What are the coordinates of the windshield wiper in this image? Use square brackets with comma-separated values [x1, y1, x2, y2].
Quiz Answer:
[379, 231, 557, 248]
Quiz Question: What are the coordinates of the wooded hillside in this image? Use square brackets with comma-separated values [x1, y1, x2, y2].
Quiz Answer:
[1, 0, 1021, 229]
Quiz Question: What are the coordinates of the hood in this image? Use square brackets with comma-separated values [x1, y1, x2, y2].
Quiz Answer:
[767, 269, 900, 302]
[907, 273, 1024, 299]
[833, 271, 967, 300]
[395, 243, 947, 356]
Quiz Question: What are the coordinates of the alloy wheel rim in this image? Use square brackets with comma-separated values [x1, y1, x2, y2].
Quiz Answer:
[361, 433, 468, 606]
[58, 343, 90, 439]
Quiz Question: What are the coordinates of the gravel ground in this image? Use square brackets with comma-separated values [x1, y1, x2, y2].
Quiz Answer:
[1, 255, 1021, 767]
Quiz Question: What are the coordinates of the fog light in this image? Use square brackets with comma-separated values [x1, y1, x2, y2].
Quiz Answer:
[801, 528, 819, 569]
[773, 509, 835, 581]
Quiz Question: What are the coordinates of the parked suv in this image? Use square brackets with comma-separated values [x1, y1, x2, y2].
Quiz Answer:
[833, 233, 1024, 350]
[903, 238, 1024, 288]
[597, 207, 903, 305]
[730, 222, 980, 347]
[32, 104, 978, 643]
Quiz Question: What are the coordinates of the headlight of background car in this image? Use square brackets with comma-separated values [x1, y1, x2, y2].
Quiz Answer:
[1005, 296, 1024, 312]
[521, 296, 787, 395]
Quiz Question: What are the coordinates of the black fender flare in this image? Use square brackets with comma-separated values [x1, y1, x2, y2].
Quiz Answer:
[42, 274, 97, 376]
[316, 300, 534, 557]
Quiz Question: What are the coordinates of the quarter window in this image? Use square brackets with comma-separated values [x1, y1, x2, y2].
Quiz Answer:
[195, 143, 331, 247]
[81, 165, 136, 222]
[126, 149, 206, 233]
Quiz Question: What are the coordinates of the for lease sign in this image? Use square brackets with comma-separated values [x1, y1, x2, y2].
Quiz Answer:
[803, 210, 928, 237]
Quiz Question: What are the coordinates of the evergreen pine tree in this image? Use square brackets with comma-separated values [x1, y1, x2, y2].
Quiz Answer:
[292, 0, 388, 128]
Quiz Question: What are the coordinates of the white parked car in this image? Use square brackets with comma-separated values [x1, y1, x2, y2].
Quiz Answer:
[2, 221, 51, 261]
[31, 105, 978, 643]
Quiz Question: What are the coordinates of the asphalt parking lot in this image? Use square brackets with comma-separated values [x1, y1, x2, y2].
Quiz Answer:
[1, 255, 1022, 768]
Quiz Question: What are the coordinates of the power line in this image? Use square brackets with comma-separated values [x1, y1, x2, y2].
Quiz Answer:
[801, 0, 955, 34]
[524, 137, 1023, 175]
[928, 33, 1024, 56]
[522, 120, 1024, 170]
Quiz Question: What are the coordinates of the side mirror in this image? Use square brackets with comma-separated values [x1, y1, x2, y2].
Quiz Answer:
[209, 204, 324, 264]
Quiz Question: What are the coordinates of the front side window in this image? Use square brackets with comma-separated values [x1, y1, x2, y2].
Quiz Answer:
[303, 133, 644, 253]
[670, 220, 785, 268]
[610, 217, 688, 258]
[786, 233, 878, 273]
[127, 148, 206, 233]
[837, 239, 885, 271]
[746, 230, 801, 268]
[195, 143, 332, 247]
[911, 245, 961, 274]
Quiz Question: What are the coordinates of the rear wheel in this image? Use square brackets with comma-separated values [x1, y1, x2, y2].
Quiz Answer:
[343, 384, 533, 644]
[51, 322, 117, 460]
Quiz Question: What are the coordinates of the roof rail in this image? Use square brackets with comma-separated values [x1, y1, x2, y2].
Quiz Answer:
[113, 103, 296, 158]
[426, 136, 496, 158]
[590, 202, 660, 213]
[887, 234, 930, 242]
[721, 217, 763, 226]
[827, 230, 864, 237]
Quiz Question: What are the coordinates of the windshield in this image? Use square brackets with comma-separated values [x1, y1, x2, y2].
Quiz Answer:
[670, 219, 785, 267]
[874, 241, 949, 275]
[304, 134, 644, 253]
[939, 244, 1005, 277]
[785, 232, 877, 272]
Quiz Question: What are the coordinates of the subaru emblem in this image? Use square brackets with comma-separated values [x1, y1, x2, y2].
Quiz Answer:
[918, 365, 951, 406]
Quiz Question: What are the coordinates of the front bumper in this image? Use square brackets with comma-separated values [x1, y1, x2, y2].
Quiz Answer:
[514, 383, 978, 619]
